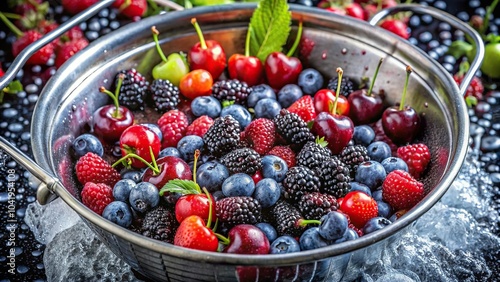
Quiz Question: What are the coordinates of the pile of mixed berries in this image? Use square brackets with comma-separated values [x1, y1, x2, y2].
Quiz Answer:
[70, 8, 433, 256]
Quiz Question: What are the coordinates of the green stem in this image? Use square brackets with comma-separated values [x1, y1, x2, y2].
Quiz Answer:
[112, 151, 160, 175]
[481, 0, 499, 36]
[2, 12, 22, 20]
[333, 67, 343, 115]
[399, 66, 412, 111]
[367, 58, 383, 96]
[215, 233, 230, 245]
[193, 149, 200, 191]
[151, 26, 168, 63]
[203, 187, 213, 229]
[286, 20, 303, 57]
[298, 219, 321, 226]
[0, 12, 24, 37]
[245, 24, 252, 57]
[191, 18, 207, 49]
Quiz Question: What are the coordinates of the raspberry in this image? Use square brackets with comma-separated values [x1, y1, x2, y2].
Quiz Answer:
[203, 115, 241, 157]
[397, 143, 431, 179]
[220, 148, 262, 175]
[211, 79, 251, 105]
[382, 170, 425, 210]
[243, 118, 276, 155]
[158, 109, 189, 148]
[75, 152, 121, 187]
[150, 79, 180, 113]
[216, 196, 262, 226]
[116, 69, 149, 110]
[185, 115, 214, 137]
[287, 95, 316, 123]
[81, 182, 114, 215]
[268, 145, 296, 168]
[454, 74, 484, 101]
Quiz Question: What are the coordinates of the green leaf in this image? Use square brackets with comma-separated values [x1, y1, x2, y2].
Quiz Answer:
[315, 136, 328, 148]
[159, 179, 200, 196]
[3, 80, 23, 94]
[249, 0, 291, 63]
[486, 33, 500, 43]
[465, 96, 478, 108]
[447, 40, 474, 59]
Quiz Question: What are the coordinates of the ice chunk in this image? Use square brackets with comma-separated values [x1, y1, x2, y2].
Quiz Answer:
[44, 221, 140, 282]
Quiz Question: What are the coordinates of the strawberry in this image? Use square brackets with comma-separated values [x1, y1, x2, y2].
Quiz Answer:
[113, 0, 148, 18]
[380, 19, 410, 40]
[61, 0, 99, 15]
[81, 182, 114, 215]
[287, 95, 316, 123]
[55, 38, 89, 68]
[382, 170, 425, 211]
[157, 109, 189, 148]
[397, 143, 431, 179]
[267, 145, 296, 168]
[185, 115, 214, 137]
[339, 191, 378, 229]
[174, 215, 219, 252]
[242, 118, 276, 155]
[75, 152, 121, 187]
[12, 30, 54, 65]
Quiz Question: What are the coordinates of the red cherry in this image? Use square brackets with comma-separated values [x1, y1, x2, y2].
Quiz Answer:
[119, 125, 161, 169]
[223, 224, 270, 254]
[380, 19, 410, 40]
[188, 18, 227, 80]
[179, 69, 213, 100]
[228, 54, 264, 86]
[265, 52, 303, 90]
[142, 156, 192, 189]
[174, 215, 219, 252]
[175, 193, 216, 224]
[345, 3, 366, 20]
[314, 89, 350, 116]
[92, 105, 134, 142]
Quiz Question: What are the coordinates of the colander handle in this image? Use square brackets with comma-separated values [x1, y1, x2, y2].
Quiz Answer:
[369, 4, 485, 97]
[0, 136, 64, 205]
[0, 0, 115, 90]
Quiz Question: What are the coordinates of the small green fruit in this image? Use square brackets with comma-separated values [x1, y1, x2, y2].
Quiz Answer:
[152, 53, 190, 86]
[481, 42, 500, 79]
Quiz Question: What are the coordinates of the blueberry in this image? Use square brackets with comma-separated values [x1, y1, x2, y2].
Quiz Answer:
[377, 201, 392, 218]
[355, 161, 386, 190]
[261, 155, 288, 182]
[141, 123, 162, 141]
[102, 201, 133, 228]
[318, 211, 349, 241]
[212, 190, 226, 201]
[177, 135, 204, 162]
[220, 104, 252, 129]
[298, 68, 324, 95]
[352, 125, 375, 146]
[253, 178, 281, 208]
[254, 98, 282, 119]
[247, 84, 276, 108]
[255, 222, 278, 243]
[158, 147, 181, 158]
[196, 161, 230, 193]
[191, 96, 221, 118]
[129, 182, 160, 213]
[121, 169, 142, 183]
[113, 179, 136, 202]
[277, 84, 303, 108]
[333, 228, 359, 244]
[381, 157, 408, 174]
[372, 189, 383, 202]
[72, 133, 104, 157]
[221, 173, 255, 197]
[270, 235, 301, 254]
[349, 182, 371, 196]
[362, 217, 392, 234]
[366, 141, 392, 162]
[299, 227, 330, 250]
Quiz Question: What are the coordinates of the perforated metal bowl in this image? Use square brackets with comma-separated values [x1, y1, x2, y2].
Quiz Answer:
[0, 3, 483, 281]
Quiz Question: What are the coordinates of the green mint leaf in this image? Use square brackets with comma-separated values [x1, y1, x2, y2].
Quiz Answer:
[249, 0, 291, 63]
[159, 179, 200, 196]
[447, 40, 473, 59]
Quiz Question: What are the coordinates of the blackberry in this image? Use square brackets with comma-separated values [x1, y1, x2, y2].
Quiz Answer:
[299, 192, 339, 220]
[339, 145, 370, 174]
[149, 79, 180, 113]
[296, 138, 332, 170]
[220, 148, 261, 175]
[326, 76, 357, 97]
[318, 158, 351, 198]
[216, 196, 262, 226]
[211, 79, 251, 105]
[283, 166, 321, 202]
[274, 109, 314, 146]
[271, 200, 308, 237]
[203, 115, 241, 157]
[116, 69, 149, 110]
[138, 206, 177, 244]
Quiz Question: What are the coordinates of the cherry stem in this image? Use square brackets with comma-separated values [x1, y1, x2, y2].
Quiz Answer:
[193, 149, 200, 190]
[215, 233, 230, 245]
[112, 148, 160, 175]
[481, 0, 499, 36]
[333, 67, 343, 115]
[244, 24, 252, 57]
[298, 219, 321, 227]
[118, 0, 132, 13]
[202, 187, 214, 229]
[286, 20, 303, 57]
[151, 26, 168, 63]
[191, 18, 207, 50]
[367, 58, 383, 96]
[2, 13, 22, 20]
[0, 12, 23, 37]
[399, 66, 412, 111]
[99, 73, 124, 118]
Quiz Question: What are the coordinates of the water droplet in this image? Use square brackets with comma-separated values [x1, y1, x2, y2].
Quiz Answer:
[424, 102, 429, 107]
[361, 50, 366, 55]
[321, 51, 327, 59]
[341, 48, 347, 55]
[17, 265, 29, 274]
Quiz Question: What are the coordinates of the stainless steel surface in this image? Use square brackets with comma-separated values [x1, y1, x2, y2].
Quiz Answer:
[369, 4, 484, 97]
[0, 3, 480, 281]
[0, 0, 115, 90]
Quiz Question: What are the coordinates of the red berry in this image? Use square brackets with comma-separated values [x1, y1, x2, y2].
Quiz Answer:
[174, 215, 219, 252]
[267, 145, 296, 168]
[185, 115, 214, 137]
[81, 182, 114, 215]
[454, 74, 484, 100]
[339, 191, 378, 229]
[179, 69, 213, 100]
[397, 143, 431, 179]
[119, 124, 161, 169]
[157, 109, 189, 148]
[380, 19, 410, 40]
[61, 0, 99, 15]
[382, 170, 425, 211]
[113, 0, 148, 18]
[288, 95, 317, 123]
[12, 30, 55, 65]
[242, 118, 276, 155]
[175, 194, 216, 224]
[55, 38, 89, 68]
[75, 152, 121, 187]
